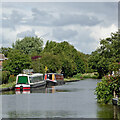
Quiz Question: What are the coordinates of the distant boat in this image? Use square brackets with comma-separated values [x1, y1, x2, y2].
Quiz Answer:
[15, 73, 46, 91]
[44, 73, 65, 86]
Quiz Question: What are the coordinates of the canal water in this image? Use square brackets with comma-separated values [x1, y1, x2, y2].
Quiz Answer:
[1, 79, 120, 119]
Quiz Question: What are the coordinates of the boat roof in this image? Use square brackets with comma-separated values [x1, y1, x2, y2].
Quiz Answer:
[17, 73, 43, 77]
[29, 73, 43, 77]
[46, 73, 63, 75]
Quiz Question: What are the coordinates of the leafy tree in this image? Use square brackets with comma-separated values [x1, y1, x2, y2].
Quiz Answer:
[40, 52, 62, 73]
[95, 75, 120, 104]
[0, 47, 13, 57]
[60, 55, 77, 77]
[89, 31, 120, 78]
[31, 59, 45, 73]
[43, 41, 86, 77]
[12, 36, 43, 55]
[2, 71, 10, 84]
[109, 62, 120, 76]
[2, 49, 31, 75]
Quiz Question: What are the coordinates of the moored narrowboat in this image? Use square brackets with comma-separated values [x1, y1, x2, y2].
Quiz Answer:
[15, 73, 46, 91]
[44, 73, 65, 86]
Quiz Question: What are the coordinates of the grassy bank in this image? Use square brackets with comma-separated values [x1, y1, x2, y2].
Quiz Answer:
[64, 72, 99, 82]
[64, 78, 81, 82]
[0, 81, 16, 89]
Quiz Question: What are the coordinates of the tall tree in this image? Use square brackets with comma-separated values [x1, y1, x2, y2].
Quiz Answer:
[12, 36, 43, 55]
[40, 52, 62, 73]
[0, 47, 13, 57]
[2, 49, 31, 75]
[43, 41, 86, 77]
[89, 31, 120, 78]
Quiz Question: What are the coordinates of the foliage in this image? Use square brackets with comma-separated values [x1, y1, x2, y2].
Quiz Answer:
[31, 52, 62, 74]
[117, 98, 120, 106]
[0, 81, 16, 88]
[12, 36, 43, 55]
[89, 32, 120, 78]
[109, 62, 120, 75]
[61, 55, 77, 77]
[73, 72, 99, 79]
[8, 75, 16, 83]
[43, 41, 86, 77]
[95, 75, 120, 104]
[0, 47, 13, 57]
[41, 52, 62, 73]
[31, 59, 45, 73]
[2, 71, 10, 84]
[2, 49, 31, 75]
[73, 73, 83, 79]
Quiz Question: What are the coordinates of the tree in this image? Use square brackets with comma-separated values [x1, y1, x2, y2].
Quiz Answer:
[40, 52, 62, 73]
[12, 36, 43, 55]
[0, 47, 13, 57]
[43, 41, 86, 77]
[2, 49, 31, 75]
[95, 75, 120, 104]
[31, 59, 44, 73]
[89, 31, 120, 78]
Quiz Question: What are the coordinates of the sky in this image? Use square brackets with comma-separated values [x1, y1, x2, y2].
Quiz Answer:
[1, 1, 118, 54]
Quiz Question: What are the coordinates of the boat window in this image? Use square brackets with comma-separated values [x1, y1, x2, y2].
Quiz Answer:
[29, 75, 43, 83]
[17, 76, 28, 84]
[47, 74, 52, 80]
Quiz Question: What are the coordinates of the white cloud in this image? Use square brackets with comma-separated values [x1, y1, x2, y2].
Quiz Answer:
[90, 24, 118, 41]
[1, 2, 118, 54]
[16, 26, 32, 35]
[2, 28, 17, 47]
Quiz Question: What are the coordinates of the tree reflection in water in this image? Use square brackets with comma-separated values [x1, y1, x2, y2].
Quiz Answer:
[97, 103, 120, 119]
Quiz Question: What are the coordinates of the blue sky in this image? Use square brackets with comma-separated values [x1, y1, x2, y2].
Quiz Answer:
[1, 1, 118, 54]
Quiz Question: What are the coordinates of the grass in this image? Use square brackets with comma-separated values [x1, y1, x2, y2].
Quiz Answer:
[81, 72, 99, 79]
[0, 81, 16, 89]
[64, 78, 82, 82]
[73, 72, 99, 79]
[64, 72, 99, 82]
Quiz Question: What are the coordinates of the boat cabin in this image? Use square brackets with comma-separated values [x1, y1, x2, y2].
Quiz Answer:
[15, 73, 46, 91]
[44, 73, 64, 85]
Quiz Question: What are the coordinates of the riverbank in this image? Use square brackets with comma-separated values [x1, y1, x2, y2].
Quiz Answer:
[0, 81, 15, 92]
[64, 72, 99, 82]
[0, 72, 99, 91]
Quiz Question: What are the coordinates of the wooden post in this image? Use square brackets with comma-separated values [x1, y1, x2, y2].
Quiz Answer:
[113, 90, 116, 98]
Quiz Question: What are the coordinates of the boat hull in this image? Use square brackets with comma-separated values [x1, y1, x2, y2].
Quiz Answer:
[46, 80, 57, 86]
[15, 81, 46, 91]
[30, 81, 46, 88]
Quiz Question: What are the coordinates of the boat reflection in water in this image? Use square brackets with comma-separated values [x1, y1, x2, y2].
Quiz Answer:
[15, 90, 30, 94]
[15, 86, 56, 94]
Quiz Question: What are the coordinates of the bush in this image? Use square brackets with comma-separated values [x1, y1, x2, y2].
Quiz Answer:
[8, 75, 16, 83]
[2, 71, 10, 84]
[117, 98, 120, 106]
[73, 72, 99, 79]
[95, 75, 120, 104]
[73, 73, 82, 79]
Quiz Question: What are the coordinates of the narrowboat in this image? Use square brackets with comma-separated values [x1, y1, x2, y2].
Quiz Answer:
[44, 73, 65, 86]
[15, 73, 46, 91]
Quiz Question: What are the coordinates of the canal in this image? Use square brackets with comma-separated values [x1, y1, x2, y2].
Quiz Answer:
[1, 79, 120, 119]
